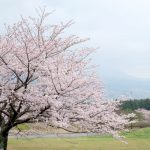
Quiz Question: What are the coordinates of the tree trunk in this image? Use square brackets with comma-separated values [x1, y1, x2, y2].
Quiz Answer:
[0, 132, 8, 150]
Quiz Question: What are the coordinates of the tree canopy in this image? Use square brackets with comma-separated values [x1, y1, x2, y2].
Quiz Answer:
[0, 9, 129, 150]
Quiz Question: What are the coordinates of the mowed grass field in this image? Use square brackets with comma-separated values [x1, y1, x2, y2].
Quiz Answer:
[8, 128, 150, 150]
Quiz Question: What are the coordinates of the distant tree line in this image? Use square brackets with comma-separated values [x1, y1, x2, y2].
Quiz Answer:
[121, 99, 150, 111]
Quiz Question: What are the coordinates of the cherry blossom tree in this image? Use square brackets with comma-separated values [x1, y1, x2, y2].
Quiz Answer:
[0, 9, 129, 150]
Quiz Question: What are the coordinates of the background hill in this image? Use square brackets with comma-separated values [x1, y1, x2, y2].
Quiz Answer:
[120, 99, 150, 128]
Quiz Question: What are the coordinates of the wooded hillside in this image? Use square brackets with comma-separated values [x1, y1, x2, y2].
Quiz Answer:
[121, 99, 150, 111]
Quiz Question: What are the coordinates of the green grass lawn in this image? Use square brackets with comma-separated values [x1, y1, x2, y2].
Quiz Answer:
[8, 128, 150, 150]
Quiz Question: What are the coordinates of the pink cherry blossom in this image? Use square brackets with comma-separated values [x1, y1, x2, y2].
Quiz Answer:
[0, 9, 130, 150]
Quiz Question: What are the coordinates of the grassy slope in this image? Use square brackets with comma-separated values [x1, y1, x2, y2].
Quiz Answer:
[8, 128, 150, 150]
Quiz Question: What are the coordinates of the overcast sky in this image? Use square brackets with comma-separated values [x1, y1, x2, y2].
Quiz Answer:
[1, 0, 150, 99]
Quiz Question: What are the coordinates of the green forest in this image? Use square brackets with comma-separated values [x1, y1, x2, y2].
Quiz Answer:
[121, 99, 150, 111]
